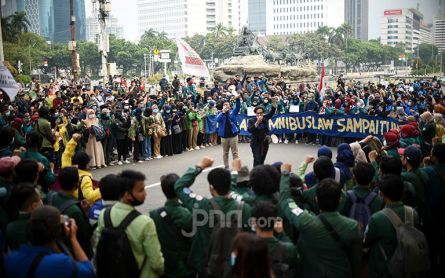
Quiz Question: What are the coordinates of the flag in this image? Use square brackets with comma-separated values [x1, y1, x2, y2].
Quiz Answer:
[176, 38, 210, 78]
[318, 63, 325, 92]
[0, 62, 19, 101]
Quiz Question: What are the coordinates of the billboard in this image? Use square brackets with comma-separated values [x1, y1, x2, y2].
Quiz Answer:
[384, 9, 403, 16]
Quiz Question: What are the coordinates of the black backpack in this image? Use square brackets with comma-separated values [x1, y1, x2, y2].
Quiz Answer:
[47, 192, 79, 214]
[271, 242, 295, 278]
[96, 208, 142, 278]
[206, 199, 244, 278]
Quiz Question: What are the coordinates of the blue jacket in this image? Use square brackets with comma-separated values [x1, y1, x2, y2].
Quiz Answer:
[216, 98, 241, 137]
[5, 245, 95, 278]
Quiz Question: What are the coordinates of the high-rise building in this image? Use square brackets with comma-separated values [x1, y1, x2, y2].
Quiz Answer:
[433, 17, 445, 52]
[248, 0, 267, 34]
[86, 15, 124, 42]
[345, 0, 368, 40]
[137, 0, 245, 38]
[137, 0, 206, 38]
[266, 0, 344, 36]
[206, 0, 243, 32]
[53, 0, 86, 43]
[380, 8, 423, 53]
[420, 21, 433, 45]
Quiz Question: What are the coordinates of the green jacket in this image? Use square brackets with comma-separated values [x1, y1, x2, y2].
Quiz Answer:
[36, 118, 54, 149]
[419, 164, 445, 226]
[6, 212, 30, 250]
[149, 200, 194, 278]
[174, 167, 252, 272]
[20, 150, 56, 188]
[0, 147, 12, 158]
[96, 202, 164, 278]
[302, 183, 346, 214]
[279, 173, 362, 278]
[401, 169, 429, 224]
[364, 203, 419, 278]
[264, 234, 299, 272]
[341, 185, 384, 217]
[186, 111, 202, 130]
[45, 192, 93, 258]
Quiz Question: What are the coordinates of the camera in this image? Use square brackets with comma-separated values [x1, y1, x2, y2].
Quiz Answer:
[60, 214, 70, 227]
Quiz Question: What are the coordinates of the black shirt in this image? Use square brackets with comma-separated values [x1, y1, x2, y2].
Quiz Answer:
[223, 113, 235, 138]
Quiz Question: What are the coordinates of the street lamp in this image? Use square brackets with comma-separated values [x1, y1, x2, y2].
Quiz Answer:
[94, 0, 112, 81]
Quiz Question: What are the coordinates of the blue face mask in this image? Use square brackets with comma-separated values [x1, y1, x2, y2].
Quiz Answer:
[166, 110, 171, 113]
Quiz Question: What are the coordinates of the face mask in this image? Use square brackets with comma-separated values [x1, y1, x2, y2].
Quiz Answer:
[88, 114, 95, 119]
[408, 101, 412, 106]
[124, 106, 129, 110]
[129, 192, 144, 207]
[230, 253, 236, 266]
[252, 102, 258, 106]
[5, 111, 11, 116]
[153, 109, 159, 113]
[166, 110, 171, 113]
[55, 112, 59, 117]
[263, 99, 269, 103]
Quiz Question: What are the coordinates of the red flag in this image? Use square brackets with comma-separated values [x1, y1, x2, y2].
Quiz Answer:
[318, 63, 325, 92]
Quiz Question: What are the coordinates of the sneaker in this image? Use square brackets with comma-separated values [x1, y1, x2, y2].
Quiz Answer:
[185, 147, 190, 151]
[138, 160, 144, 163]
[200, 145, 205, 149]
[144, 157, 151, 161]
[295, 140, 299, 144]
[284, 139, 289, 144]
[102, 165, 108, 168]
[195, 146, 200, 150]
[155, 155, 163, 159]
[118, 161, 123, 165]
[188, 148, 193, 152]
[123, 159, 130, 164]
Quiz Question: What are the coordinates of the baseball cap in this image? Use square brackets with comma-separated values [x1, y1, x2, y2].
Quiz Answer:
[237, 166, 250, 183]
[403, 146, 422, 166]
[0, 156, 21, 174]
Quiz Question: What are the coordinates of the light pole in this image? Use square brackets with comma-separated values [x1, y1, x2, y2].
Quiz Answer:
[28, 43, 37, 75]
[144, 53, 147, 77]
[95, 0, 112, 82]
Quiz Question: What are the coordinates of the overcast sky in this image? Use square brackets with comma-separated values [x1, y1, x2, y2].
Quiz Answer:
[86, 0, 440, 42]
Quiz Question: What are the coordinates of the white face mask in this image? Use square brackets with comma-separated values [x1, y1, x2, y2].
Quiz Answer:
[88, 114, 95, 119]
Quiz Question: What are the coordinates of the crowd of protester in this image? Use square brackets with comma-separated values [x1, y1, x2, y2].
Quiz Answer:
[0, 72, 443, 277]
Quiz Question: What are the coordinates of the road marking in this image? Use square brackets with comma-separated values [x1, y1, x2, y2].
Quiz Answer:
[144, 165, 225, 189]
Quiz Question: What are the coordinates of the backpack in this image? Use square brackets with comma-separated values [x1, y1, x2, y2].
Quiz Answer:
[96, 208, 142, 278]
[47, 192, 79, 214]
[207, 199, 244, 278]
[346, 190, 377, 236]
[380, 206, 430, 278]
[271, 243, 295, 278]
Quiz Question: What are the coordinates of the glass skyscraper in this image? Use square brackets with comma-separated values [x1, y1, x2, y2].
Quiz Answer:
[248, 0, 267, 34]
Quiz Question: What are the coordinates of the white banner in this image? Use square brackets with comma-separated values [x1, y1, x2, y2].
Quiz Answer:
[176, 38, 210, 78]
[0, 62, 19, 101]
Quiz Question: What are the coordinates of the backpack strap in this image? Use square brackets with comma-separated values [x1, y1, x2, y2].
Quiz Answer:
[157, 207, 183, 237]
[364, 191, 378, 206]
[334, 167, 341, 183]
[59, 199, 80, 214]
[47, 191, 57, 207]
[209, 198, 221, 211]
[347, 190, 357, 203]
[404, 206, 414, 226]
[117, 210, 141, 232]
[318, 214, 346, 250]
[103, 207, 113, 228]
[27, 253, 47, 278]
[380, 208, 403, 229]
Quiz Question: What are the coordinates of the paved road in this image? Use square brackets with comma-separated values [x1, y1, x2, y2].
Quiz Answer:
[92, 143, 332, 214]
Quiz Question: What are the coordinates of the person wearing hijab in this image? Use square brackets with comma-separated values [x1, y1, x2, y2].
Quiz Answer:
[420, 111, 435, 155]
[128, 108, 144, 163]
[383, 130, 400, 159]
[83, 109, 106, 169]
[399, 123, 421, 148]
[334, 143, 355, 189]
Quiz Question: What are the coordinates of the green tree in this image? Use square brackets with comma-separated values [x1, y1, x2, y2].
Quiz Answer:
[2, 11, 30, 42]
[212, 23, 227, 38]
[416, 43, 439, 65]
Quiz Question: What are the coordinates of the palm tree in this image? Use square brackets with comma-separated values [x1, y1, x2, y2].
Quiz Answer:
[141, 28, 159, 41]
[213, 23, 227, 38]
[10, 11, 30, 33]
[226, 26, 236, 37]
[315, 26, 334, 43]
[1, 11, 30, 42]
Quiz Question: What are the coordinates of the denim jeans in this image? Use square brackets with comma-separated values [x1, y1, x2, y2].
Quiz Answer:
[143, 136, 152, 158]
